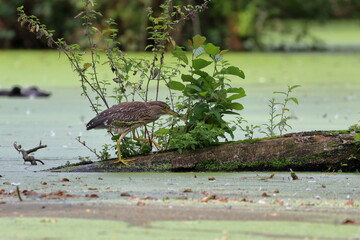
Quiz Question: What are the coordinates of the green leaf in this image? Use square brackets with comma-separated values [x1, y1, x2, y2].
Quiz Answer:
[221, 110, 240, 115]
[194, 46, 205, 57]
[192, 70, 208, 78]
[181, 74, 196, 83]
[220, 50, 229, 55]
[227, 93, 246, 101]
[171, 46, 188, 64]
[289, 85, 301, 91]
[198, 91, 208, 97]
[221, 66, 245, 78]
[192, 35, 206, 49]
[167, 81, 185, 91]
[210, 111, 222, 122]
[355, 133, 360, 142]
[192, 59, 212, 70]
[190, 103, 209, 123]
[212, 91, 227, 100]
[155, 128, 170, 135]
[229, 102, 244, 110]
[186, 84, 202, 92]
[83, 63, 92, 69]
[227, 87, 246, 95]
[203, 43, 220, 56]
[145, 44, 153, 51]
[289, 97, 299, 104]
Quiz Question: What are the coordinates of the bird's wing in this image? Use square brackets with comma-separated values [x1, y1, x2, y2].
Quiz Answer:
[86, 102, 148, 130]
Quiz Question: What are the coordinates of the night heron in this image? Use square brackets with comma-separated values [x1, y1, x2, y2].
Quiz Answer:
[86, 101, 179, 165]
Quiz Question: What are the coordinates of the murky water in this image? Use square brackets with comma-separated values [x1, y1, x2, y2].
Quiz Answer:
[1, 83, 358, 165]
[1, 51, 359, 201]
[0, 84, 358, 201]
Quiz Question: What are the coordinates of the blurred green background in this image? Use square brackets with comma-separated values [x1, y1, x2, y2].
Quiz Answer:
[0, 0, 359, 146]
[1, 0, 360, 51]
[0, 0, 359, 171]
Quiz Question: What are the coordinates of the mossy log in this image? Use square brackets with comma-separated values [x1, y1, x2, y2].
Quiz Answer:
[52, 131, 360, 172]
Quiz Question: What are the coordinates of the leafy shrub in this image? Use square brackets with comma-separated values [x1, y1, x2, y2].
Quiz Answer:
[165, 35, 246, 151]
[167, 122, 226, 153]
[18, 1, 303, 158]
[19, 1, 233, 159]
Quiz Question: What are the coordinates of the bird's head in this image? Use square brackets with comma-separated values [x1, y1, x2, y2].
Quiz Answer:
[148, 101, 180, 118]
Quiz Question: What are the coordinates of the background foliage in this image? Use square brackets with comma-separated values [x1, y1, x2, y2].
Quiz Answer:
[2, 0, 360, 51]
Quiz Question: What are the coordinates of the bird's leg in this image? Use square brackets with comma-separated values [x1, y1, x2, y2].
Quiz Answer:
[112, 137, 126, 165]
[132, 130, 163, 150]
[112, 132, 137, 165]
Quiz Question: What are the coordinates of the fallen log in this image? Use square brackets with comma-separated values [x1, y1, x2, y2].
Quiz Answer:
[51, 131, 360, 172]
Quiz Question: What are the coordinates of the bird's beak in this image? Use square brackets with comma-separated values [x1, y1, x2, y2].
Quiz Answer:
[165, 108, 180, 117]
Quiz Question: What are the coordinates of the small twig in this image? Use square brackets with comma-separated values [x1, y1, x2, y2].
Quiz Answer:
[16, 186, 23, 202]
[13, 141, 46, 165]
[75, 136, 101, 159]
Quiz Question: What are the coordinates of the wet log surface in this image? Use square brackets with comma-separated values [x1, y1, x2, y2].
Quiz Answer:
[51, 131, 360, 172]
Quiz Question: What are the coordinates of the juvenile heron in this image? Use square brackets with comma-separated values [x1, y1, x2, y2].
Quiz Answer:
[86, 101, 179, 165]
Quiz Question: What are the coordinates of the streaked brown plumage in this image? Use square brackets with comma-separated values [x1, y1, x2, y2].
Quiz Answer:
[86, 101, 179, 165]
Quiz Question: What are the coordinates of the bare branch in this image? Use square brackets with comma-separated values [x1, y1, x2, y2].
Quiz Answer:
[13, 142, 46, 165]
[75, 136, 101, 159]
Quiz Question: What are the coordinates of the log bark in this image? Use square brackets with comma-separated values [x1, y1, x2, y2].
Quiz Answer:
[51, 131, 360, 172]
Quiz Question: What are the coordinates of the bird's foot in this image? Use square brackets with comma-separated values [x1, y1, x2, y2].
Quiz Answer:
[133, 137, 163, 150]
[112, 158, 136, 166]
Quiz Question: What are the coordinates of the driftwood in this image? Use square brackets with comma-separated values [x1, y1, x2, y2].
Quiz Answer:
[13, 142, 47, 165]
[51, 131, 360, 172]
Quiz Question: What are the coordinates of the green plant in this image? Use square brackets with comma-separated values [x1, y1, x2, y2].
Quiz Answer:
[290, 168, 299, 180]
[354, 132, 360, 154]
[167, 121, 226, 153]
[356, 134, 360, 142]
[98, 144, 111, 161]
[261, 85, 300, 137]
[233, 117, 260, 140]
[261, 98, 278, 137]
[165, 34, 246, 151]
[111, 134, 152, 158]
[349, 121, 360, 152]
[64, 160, 71, 167]
[17, 0, 212, 159]
[78, 156, 92, 163]
[349, 123, 360, 133]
